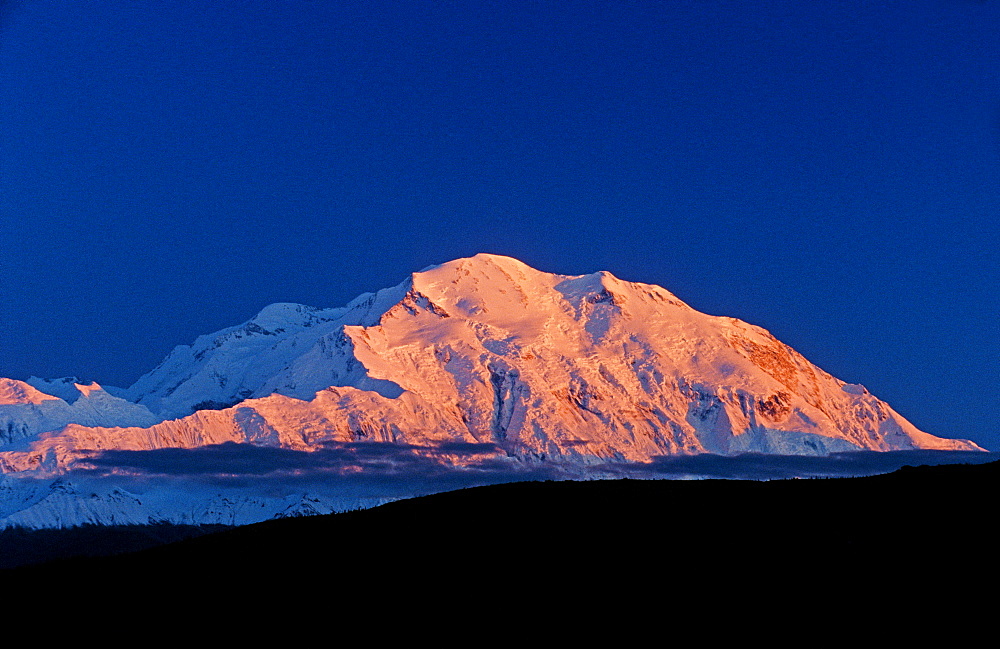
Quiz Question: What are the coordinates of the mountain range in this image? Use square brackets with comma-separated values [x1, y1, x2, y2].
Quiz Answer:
[0, 254, 984, 529]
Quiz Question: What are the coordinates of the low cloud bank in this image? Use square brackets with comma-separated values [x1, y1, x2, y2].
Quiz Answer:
[84, 441, 501, 476]
[77, 441, 561, 496]
[608, 450, 1000, 480]
[77, 441, 999, 489]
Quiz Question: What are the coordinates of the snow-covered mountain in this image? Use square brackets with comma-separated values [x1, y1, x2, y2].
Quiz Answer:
[0, 254, 981, 481]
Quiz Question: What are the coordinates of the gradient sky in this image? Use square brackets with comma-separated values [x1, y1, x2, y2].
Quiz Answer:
[2, 1, 998, 450]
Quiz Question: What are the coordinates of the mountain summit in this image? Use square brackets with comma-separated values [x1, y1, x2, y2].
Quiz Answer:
[0, 254, 980, 475]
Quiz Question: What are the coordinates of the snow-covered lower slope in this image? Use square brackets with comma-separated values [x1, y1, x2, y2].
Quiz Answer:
[0, 254, 981, 477]
[0, 473, 390, 530]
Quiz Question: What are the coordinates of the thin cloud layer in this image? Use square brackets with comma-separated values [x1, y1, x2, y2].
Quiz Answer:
[77, 441, 559, 495]
[606, 450, 1000, 481]
[80, 441, 998, 485]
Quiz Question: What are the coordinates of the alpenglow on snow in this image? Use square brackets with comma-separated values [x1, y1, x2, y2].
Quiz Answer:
[0, 254, 981, 477]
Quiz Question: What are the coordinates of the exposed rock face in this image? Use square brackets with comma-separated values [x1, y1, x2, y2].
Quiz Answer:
[0, 254, 981, 475]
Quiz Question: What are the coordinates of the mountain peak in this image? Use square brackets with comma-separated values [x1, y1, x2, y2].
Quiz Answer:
[412, 253, 548, 287]
[443, 252, 537, 270]
[0, 378, 60, 406]
[246, 302, 337, 333]
[73, 381, 104, 398]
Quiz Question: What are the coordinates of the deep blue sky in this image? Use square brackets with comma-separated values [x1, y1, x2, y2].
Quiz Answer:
[2, 1, 998, 449]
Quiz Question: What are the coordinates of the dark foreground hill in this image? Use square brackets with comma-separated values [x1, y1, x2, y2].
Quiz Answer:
[4, 459, 997, 594]
[0, 523, 230, 570]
